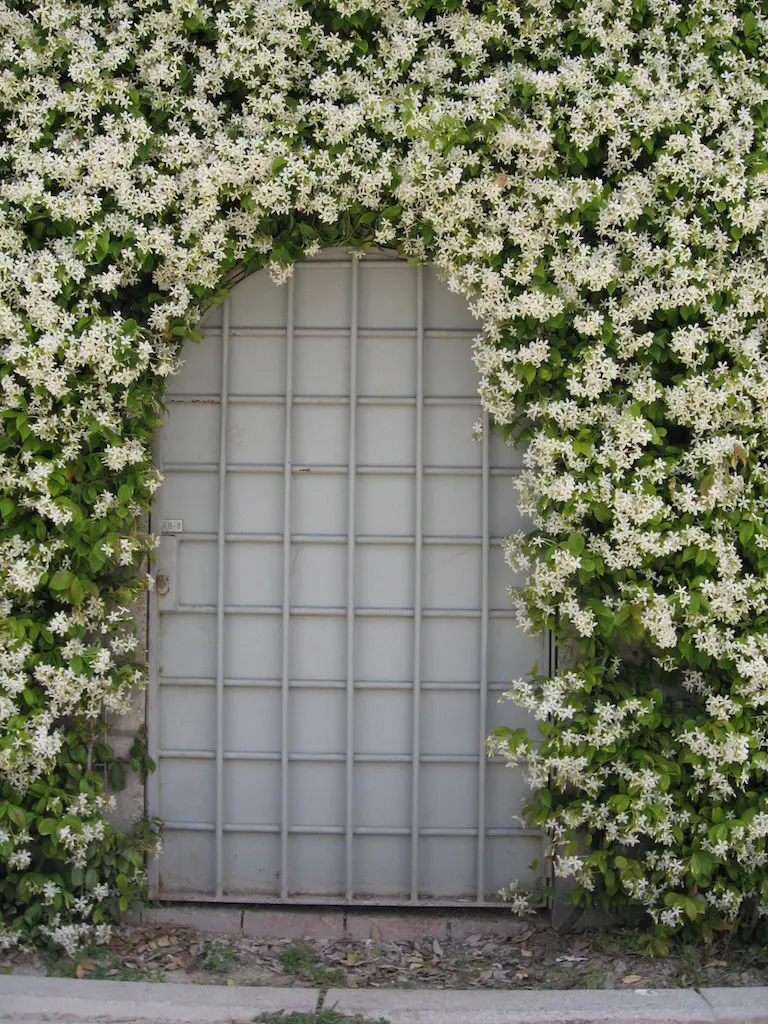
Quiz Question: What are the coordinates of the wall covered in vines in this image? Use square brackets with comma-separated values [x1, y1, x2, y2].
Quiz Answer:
[0, 0, 767, 950]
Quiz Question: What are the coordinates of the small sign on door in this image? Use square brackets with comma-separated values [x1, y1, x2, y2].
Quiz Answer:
[161, 519, 183, 534]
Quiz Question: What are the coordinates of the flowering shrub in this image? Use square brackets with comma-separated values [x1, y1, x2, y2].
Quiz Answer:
[0, 0, 766, 948]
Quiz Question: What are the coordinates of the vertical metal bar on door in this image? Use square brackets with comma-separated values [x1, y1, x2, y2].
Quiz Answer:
[345, 258, 359, 900]
[410, 265, 424, 902]
[214, 298, 231, 897]
[145, 425, 164, 898]
[280, 277, 296, 898]
[476, 410, 490, 900]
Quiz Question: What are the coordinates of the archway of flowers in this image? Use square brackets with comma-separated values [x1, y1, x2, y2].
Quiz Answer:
[1, 0, 767, 951]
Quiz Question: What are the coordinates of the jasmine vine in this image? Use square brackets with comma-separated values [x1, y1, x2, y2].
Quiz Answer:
[1, 0, 767, 950]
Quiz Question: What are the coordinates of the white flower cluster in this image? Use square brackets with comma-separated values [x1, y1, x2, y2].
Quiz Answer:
[0, 0, 766, 940]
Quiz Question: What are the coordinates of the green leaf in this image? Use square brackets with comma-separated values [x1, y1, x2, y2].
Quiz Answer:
[24, 903, 42, 924]
[88, 545, 106, 572]
[592, 503, 611, 523]
[49, 569, 74, 591]
[689, 851, 715, 882]
[683, 895, 705, 920]
[739, 520, 754, 545]
[7, 806, 26, 827]
[94, 228, 111, 262]
[567, 533, 586, 556]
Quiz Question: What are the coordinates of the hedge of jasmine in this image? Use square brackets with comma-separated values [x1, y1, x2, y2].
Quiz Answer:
[0, 0, 766, 951]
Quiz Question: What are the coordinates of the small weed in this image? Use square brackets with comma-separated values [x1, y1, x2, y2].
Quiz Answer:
[42, 950, 87, 979]
[129, 967, 166, 983]
[680, 944, 703, 989]
[281, 943, 344, 989]
[282, 943, 319, 976]
[254, 1012, 389, 1024]
[540, 966, 568, 990]
[201, 939, 237, 973]
[581, 963, 607, 989]
[311, 963, 345, 988]
[119, 967, 166, 982]
[597, 927, 670, 957]
[453, 951, 490, 981]
[614, 928, 651, 953]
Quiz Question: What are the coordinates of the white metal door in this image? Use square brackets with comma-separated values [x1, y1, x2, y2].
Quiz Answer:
[148, 249, 547, 904]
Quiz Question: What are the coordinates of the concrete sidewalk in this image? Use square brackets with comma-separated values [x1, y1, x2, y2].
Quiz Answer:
[0, 974, 767, 1024]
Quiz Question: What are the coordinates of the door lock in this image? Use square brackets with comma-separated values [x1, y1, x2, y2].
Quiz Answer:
[156, 573, 170, 596]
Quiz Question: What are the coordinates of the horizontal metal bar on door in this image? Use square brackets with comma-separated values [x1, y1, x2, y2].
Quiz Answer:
[291, 257, 401, 268]
[233, 466, 516, 477]
[167, 605, 518, 620]
[194, 327, 481, 346]
[162, 463, 522, 477]
[158, 678, 521, 693]
[293, 257, 403, 268]
[215, 326, 479, 338]
[173, 533, 509, 547]
[161, 821, 540, 839]
[164, 606, 412, 616]
[159, 749, 509, 764]
[167, 395, 481, 408]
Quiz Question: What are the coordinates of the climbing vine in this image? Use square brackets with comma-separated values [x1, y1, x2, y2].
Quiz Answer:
[1, 0, 767, 950]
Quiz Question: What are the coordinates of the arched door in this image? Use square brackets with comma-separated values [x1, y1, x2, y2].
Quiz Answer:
[148, 249, 547, 904]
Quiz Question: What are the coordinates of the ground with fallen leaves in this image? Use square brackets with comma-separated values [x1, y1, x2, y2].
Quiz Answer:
[2, 921, 767, 991]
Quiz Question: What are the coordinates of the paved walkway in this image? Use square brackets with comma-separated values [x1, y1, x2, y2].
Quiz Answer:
[0, 974, 767, 1024]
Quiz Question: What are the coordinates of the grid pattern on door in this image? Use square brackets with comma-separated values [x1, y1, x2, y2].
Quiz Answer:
[148, 249, 548, 904]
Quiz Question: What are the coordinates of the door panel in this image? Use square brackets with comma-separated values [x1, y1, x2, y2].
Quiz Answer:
[150, 248, 546, 903]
